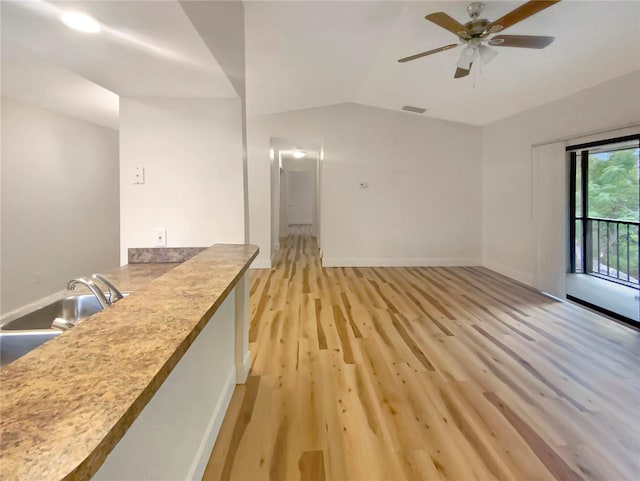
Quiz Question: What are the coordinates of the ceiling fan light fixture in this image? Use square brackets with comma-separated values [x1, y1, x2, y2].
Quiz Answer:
[456, 48, 474, 69]
[478, 45, 498, 64]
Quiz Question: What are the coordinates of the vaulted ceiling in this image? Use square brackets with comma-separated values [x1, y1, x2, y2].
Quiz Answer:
[2, 1, 639, 128]
[1, 0, 236, 128]
[1, 0, 235, 97]
[245, 1, 640, 125]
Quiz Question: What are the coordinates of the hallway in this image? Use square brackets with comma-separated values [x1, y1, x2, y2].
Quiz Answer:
[203, 226, 639, 481]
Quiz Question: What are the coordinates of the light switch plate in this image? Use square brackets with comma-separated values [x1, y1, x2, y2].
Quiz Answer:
[134, 166, 145, 184]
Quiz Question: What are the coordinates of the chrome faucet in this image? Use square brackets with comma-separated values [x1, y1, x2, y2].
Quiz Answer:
[91, 274, 124, 305]
[67, 277, 110, 309]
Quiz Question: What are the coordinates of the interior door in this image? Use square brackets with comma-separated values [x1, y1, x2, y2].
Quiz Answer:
[287, 170, 314, 225]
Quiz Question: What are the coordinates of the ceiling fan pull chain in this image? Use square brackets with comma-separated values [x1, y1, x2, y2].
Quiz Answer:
[473, 49, 479, 88]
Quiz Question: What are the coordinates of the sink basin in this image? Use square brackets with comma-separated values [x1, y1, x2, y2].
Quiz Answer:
[0, 293, 128, 367]
[2, 295, 105, 331]
[0, 329, 62, 368]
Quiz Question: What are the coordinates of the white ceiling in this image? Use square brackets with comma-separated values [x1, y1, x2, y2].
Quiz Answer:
[2, 1, 639, 128]
[1, 43, 119, 129]
[1, 0, 236, 97]
[245, 1, 640, 125]
[1, 0, 237, 127]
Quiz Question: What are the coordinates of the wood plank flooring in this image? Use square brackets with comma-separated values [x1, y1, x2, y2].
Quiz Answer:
[203, 225, 640, 481]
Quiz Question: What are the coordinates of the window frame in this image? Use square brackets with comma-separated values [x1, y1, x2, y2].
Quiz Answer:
[567, 134, 640, 287]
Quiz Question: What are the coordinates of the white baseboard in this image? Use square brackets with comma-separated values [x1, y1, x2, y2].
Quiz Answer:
[482, 259, 535, 287]
[236, 350, 251, 384]
[250, 258, 271, 269]
[187, 367, 236, 481]
[322, 257, 481, 267]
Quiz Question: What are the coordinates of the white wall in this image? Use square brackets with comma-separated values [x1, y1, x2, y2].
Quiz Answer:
[279, 167, 287, 238]
[119, 98, 245, 265]
[270, 144, 281, 258]
[248, 103, 483, 266]
[482, 70, 640, 286]
[532, 142, 569, 298]
[180, 1, 249, 243]
[0, 97, 119, 313]
[180, 1, 246, 101]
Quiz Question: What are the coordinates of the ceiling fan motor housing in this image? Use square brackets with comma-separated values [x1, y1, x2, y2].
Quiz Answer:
[463, 18, 490, 38]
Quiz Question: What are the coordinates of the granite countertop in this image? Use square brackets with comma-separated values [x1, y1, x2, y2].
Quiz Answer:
[96, 262, 181, 291]
[0, 264, 179, 326]
[0, 243, 258, 481]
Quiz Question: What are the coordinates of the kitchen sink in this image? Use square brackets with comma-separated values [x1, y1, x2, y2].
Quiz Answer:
[0, 329, 62, 368]
[1, 293, 129, 367]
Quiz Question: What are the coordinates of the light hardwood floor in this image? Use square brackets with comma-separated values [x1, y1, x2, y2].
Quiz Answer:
[203, 225, 640, 481]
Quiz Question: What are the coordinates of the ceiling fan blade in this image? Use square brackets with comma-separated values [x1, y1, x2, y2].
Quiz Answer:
[425, 12, 468, 37]
[398, 43, 458, 63]
[489, 34, 555, 49]
[454, 64, 472, 79]
[487, 1, 561, 33]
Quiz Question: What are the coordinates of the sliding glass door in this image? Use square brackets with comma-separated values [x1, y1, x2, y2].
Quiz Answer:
[568, 135, 639, 288]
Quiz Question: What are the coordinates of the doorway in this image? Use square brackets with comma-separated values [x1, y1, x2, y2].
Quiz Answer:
[269, 138, 322, 264]
[566, 134, 639, 325]
[278, 152, 319, 241]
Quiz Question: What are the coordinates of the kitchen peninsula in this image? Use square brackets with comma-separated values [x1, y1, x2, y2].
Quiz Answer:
[0, 243, 258, 481]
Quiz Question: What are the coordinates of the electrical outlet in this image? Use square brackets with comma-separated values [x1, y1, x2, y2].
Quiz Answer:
[154, 228, 167, 247]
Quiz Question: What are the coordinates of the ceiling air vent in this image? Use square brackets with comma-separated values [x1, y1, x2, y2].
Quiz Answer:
[401, 105, 426, 114]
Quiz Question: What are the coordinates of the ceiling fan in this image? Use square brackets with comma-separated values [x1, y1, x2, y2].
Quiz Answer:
[398, 1, 560, 78]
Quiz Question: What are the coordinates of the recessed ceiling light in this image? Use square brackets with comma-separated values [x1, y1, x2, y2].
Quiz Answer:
[61, 12, 101, 33]
[293, 150, 306, 159]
